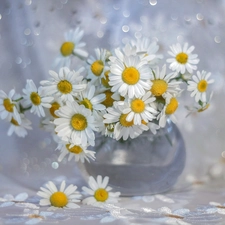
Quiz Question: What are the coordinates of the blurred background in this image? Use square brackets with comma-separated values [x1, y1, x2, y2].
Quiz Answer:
[0, 0, 225, 193]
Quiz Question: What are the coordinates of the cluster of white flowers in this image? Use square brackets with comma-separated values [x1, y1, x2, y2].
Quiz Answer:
[37, 175, 121, 209]
[0, 27, 214, 164]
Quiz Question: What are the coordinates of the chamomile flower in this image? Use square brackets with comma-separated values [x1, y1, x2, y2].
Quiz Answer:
[22, 80, 54, 117]
[187, 70, 214, 102]
[82, 175, 120, 207]
[54, 101, 97, 146]
[185, 92, 213, 117]
[157, 96, 179, 127]
[131, 37, 163, 65]
[104, 104, 148, 140]
[145, 121, 160, 135]
[40, 67, 86, 102]
[54, 27, 88, 68]
[109, 49, 152, 98]
[150, 65, 181, 99]
[167, 43, 199, 74]
[37, 180, 81, 210]
[77, 82, 106, 112]
[0, 89, 21, 124]
[122, 91, 157, 125]
[56, 139, 95, 163]
[87, 48, 109, 83]
[7, 114, 32, 137]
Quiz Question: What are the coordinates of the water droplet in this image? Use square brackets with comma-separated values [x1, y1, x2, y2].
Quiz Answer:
[214, 36, 221, 43]
[113, 4, 120, 10]
[177, 35, 184, 42]
[123, 10, 130, 18]
[52, 162, 59, 169]
[135, 32, 142, 39]
[24, 28, 31, 36]
[97, 31, 104, 38]
[0, 14, 2, 20]
[15, 57, 22, 64]
[122, 25, 129, 33]
[60, 0, 68, 4]
[100, 17, 107, 24]
[149, 0, 157, 6]
[25, 0, 32, 5]
[196, 13, 204, 21]
[171, 14, 178, 20]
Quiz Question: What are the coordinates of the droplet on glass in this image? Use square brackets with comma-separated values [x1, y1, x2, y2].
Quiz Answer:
[123, 10, 130, 18]
[149, 0, 157, 5]
[196, 13, 204, 21]
[15, 57, 22, 64]
[25, 0, 32, 5]
[97, 31, 104, 38]
[24, 28, 31, 36]
[52, 162, 59, 169]
[214, 36, 221, 43]
[122, 25, 129, 33]
[100, 17, 107, 24]
[171, 14, 178, 20]
[177, 35, 184, 42]
[60, 0, 68, 4]
[0, 14, 2, 20]
[135, 32, 142, 39]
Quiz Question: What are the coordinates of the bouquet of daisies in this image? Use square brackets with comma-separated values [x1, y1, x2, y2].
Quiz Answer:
[0, 27, 214, 164]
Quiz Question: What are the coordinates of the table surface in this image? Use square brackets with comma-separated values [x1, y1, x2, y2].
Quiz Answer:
[1, 0, 225, 224]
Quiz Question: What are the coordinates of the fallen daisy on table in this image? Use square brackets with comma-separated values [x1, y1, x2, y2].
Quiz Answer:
[82, 175, 121, 207]
[37, 180, 81, 210]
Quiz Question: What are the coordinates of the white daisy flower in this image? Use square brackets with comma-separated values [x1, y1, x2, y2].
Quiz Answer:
[109, 48, 152, 98]
[167, 42, 199, 74]
[103, 104, 148, 140]
[187, 70, 214, 102]
[56, 139, 95, 163]
[7, 114, 32, 138]
[122, 91, 157, 125]
[54, 27, 88, 68]
[131, 36, 163, 65]
[22, 80, 54, 117]
[145, 121, 160, 135]
[150, 65, 181, 100]
[37, 180, 81, 210]
[157, 96, 179, 127]
[54, 101, 97, 146]
[185, 92, 213, 117]
[82, 175, 120, 207]
[87, 48, 109, 83]
[77, 81, 106, 112]
[0, 89, 21, 124]
[40, 67, 86, 102]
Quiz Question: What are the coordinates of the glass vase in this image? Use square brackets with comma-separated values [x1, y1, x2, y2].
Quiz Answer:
[78, 120, 186, 196]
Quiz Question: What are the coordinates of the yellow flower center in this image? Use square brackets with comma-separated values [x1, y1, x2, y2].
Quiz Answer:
[165, 97, 178, 115]
[3, 98, 14, 112]
[30, 92, 41, 105]
[101, 70, 110, 88]
[60, 42, 75, 57]
[49, 102, 60, 118]
[71, 113, 87, 131]
[176, 52, 188, 64]
[57, 80, 73, 94]
[50, 191, 68, 208]
[102, 90, 114, 108]
[94, 188, 108, 202]
[131, 99, 145, 113]
[106, 123, 114, 132]
[80, 98, 93, 111]
[10, 118, 19, 126]
[91, 60, 104, 77]
[119, 113, 134, 127]
[66, 144, 83, 154]
[141, 120, 148, 125]
[198, 104, 210, 112]
[122, 67, 140, 85]
[151, 80, 168, 96]
[197, 80, 208, 92]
